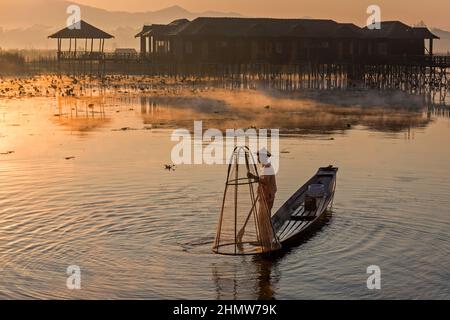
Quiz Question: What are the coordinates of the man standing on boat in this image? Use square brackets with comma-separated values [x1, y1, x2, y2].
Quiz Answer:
[239, 147, 279, 252]
[256, 148, 277, 215]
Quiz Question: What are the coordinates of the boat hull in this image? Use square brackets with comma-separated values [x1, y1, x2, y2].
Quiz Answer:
[272, 166, 338, 245]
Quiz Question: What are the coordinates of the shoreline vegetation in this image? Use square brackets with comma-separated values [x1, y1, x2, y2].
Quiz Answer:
[0, 51, 26, 74]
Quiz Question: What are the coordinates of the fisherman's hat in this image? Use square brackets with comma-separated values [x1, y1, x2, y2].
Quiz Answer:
[257, 147, 272, 158]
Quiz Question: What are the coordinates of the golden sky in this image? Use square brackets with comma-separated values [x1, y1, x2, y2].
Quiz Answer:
[74, 0, 450, 29]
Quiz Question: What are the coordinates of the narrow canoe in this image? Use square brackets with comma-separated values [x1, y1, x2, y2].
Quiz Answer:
[272, 166, 338, 245]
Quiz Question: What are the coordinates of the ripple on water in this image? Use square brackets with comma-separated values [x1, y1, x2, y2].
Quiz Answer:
[1, 95, 450, 299]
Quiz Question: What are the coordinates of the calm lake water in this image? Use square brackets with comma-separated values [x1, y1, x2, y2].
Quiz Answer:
[0, 79, 449, 299]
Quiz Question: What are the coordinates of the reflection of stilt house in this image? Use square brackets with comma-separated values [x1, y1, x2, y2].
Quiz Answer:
[49, 20, 114, 61]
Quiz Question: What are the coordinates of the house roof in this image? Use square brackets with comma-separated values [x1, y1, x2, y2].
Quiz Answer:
[164, 19, 191, 36]
[330, 23, 365, 38]
[413, 27, 440, 39]
[175, 17, 349, 38]
[159, 17, 380, 39]
[135, 18, 440, 40]
[137, 19, 190, 38]
[135, 25, 153, 38]
[363, 21, 439, 39]
[49, 20, 114, 39]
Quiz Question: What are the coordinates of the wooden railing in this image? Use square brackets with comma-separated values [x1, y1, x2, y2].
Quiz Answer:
[104, 53, 139, 60]
[56, 51, 450, 67]
[59, 52, 104, 60]
[433, 55, 450, 66]
[59, 52, 139, 61]
[360, 55, 450, 67]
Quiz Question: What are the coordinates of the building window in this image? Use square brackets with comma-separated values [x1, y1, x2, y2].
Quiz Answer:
[185, 41, 193, 54]
[155, 40, 168, 53]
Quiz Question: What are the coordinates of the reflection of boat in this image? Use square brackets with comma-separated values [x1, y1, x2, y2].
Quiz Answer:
[272, 166, 338, 245]
[211, 256, 280, 300]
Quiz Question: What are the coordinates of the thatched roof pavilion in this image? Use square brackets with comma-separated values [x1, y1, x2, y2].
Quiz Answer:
[49, 20, 114, 60]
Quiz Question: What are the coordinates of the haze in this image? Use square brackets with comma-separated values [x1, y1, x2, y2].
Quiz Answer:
[73, 0, 450, 29]
[1, 0, 449, 50]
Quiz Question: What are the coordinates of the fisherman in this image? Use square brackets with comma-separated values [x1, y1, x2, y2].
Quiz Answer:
[240, 147, 279, 252]
[255, 147, 277, 214]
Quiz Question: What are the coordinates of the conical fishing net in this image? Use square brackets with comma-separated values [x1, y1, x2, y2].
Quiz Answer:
[213, 147, 281, 255]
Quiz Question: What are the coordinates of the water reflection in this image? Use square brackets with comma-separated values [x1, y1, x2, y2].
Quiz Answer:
[137, 92, 432, 135]
[211, 212, 333, 300]
[139, 95, 229, 131]
[429, 105, 450, 118]
[211, 256, 280, 300]
[253, 257, 280, 300]
[0, 75, 439, 136]
[1, 82, 450, 299]
[52, 96, 110, 134]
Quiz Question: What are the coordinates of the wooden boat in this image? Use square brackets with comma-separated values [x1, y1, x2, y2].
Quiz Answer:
[213, 147, 338, 256]
[272, 166, 338, 245]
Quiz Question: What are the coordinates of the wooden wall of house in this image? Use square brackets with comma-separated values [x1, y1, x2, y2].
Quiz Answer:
[363, 39, 425, 59]
[140, 37, 147, 55]
[389, 39, 424, 56]
[170, 36, 366, 64]
[149, 34, 429, 65]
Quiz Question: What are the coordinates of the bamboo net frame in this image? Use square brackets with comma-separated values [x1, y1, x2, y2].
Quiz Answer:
[213, 146, 281, 255]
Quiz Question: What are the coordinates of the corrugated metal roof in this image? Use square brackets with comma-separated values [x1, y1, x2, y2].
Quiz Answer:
[49, 20, 114, 39]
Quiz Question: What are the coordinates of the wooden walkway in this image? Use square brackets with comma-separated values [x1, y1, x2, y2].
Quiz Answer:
[26, 54, 450, 103]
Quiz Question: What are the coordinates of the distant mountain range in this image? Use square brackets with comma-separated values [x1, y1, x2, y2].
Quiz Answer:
[0, 0, 241, 49]
[0, 0, 449, 53]
[0, 0, 242, 28]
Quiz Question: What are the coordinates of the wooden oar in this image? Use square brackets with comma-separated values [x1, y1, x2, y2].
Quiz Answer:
[237, 193, 260, 242]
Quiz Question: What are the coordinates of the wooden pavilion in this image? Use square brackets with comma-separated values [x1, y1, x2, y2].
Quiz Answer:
[49, 20, 114, 61]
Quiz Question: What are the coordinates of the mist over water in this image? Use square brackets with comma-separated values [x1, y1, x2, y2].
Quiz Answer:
[0, 81, 450, 299]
